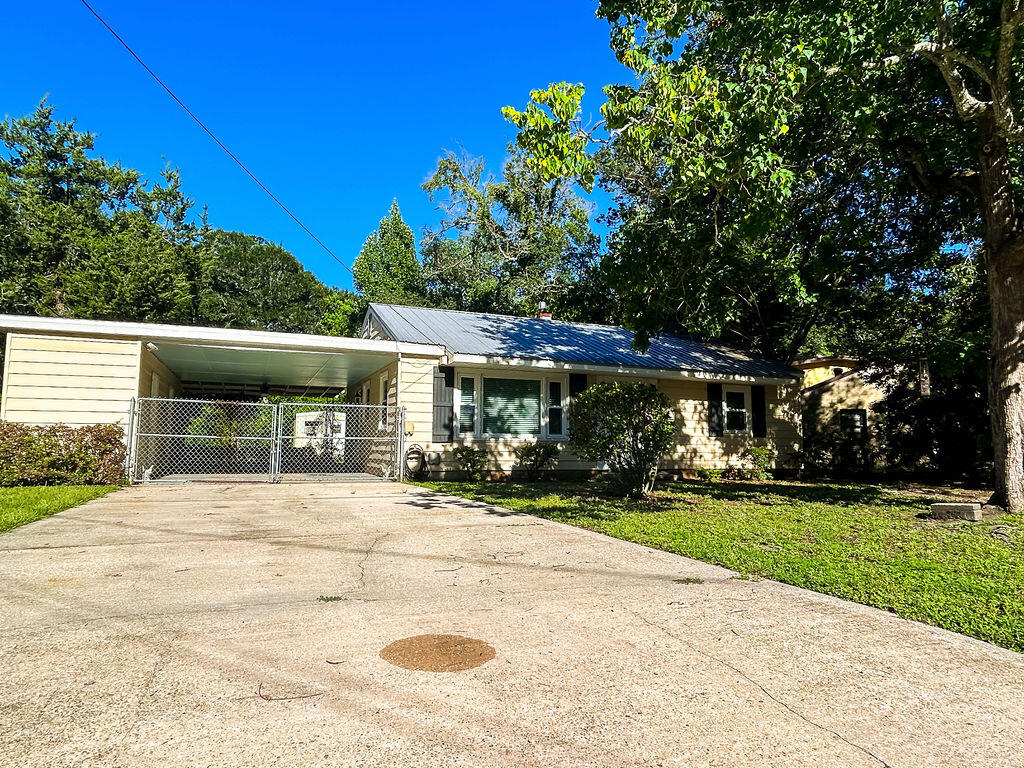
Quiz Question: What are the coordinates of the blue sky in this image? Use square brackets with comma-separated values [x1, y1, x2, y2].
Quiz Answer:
[4, 1, 625, 291]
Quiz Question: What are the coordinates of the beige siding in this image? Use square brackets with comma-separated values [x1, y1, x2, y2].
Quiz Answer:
[396, 356, 437, 446]
[0, 333, 141, 427]
[405, 363, 802, 477]
[139, 346, 182, 398]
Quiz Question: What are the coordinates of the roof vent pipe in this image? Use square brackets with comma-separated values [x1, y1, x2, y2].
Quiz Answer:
[537, 301, 552, 320]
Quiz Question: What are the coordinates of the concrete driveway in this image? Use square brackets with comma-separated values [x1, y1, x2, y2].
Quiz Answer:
[1, 482, 1022, 767]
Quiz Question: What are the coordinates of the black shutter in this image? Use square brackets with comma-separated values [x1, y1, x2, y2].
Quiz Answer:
[569, 373, 589, 399]
[751, 384, 768, 438]
[707, 382, 724, 437]
[432, 366, 455, 442]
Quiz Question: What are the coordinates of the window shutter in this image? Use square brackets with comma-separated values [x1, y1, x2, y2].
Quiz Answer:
[569, 373, 589, 399]
[432, 366, 455, 442]
[707, 382, 724, 437]
[751, 385, 768, 438]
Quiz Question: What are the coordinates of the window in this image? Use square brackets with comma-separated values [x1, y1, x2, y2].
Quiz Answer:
[840, 408, 868, 442]
[379, 375, 389, 429]
[547, 380, 565, 437]
[150, 372, 161, 397]
[483, 377, 541, 436]
[459, 377, 476, 434]
[724, 390, 747, 433]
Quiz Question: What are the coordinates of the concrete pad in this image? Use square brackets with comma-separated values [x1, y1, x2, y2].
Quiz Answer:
[930, 503, 984, 521]
[1, 482, 1022, 767]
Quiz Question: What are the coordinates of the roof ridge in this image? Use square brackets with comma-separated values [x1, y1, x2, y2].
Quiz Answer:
[371, 301, 645, 333]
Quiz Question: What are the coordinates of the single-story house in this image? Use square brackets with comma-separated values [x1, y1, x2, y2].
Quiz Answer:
[798, 357, 887, 472]
[0, 303, 802, 481]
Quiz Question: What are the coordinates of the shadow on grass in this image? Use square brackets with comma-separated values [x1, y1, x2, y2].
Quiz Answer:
[664, 480, 923, 508]
[425, 477, 932, 514]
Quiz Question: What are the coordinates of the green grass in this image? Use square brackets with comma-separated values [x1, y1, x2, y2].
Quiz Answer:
[0, 486, 117, 534]
[419, 479, 1024, 652]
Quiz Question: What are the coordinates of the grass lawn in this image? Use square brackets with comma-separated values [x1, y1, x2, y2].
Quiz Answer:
[420, 479, 1024, 652]
[0, 486, 117, 534]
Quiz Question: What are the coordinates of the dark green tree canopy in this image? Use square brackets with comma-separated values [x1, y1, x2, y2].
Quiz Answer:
[0, 101, 339, 337]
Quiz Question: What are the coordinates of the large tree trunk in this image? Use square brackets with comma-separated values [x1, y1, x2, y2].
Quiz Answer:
[979, 116, 1024, 512]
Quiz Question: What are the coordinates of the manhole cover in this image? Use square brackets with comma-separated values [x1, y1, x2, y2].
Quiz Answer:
[380, 634, 495, 672]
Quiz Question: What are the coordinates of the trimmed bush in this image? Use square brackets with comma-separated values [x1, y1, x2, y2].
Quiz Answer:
[738, 445, 777, 481]
[513, 442, 559, 480]
[567, 382, 675, 496]
[0, 423, 126, 486]
[452, 445, 488, 481]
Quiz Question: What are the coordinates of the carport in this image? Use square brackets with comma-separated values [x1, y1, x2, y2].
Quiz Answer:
[0, 315, 445, 482]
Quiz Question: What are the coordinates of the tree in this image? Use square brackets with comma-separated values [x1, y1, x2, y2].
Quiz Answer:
[568, 381, 675, 496]
[317, 289, 367, 337]
[352, 200, 426, 305]
[506, 2, 1024, 510]
[0, 101, 340, 351]
[421, 150, 610, 321]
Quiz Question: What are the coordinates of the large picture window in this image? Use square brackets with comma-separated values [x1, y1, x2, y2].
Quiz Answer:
[483, 377, 541, 436]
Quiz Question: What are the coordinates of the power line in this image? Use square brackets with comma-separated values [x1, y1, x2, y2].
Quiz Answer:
[79, 0, 353, 276]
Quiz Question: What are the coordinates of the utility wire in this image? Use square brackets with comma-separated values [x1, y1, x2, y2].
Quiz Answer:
[79, 0, 353, 276]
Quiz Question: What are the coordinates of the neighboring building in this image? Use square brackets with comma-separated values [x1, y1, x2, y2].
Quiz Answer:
[797, 358, 888, 472]
[793, 356, 860, 389]
[0, 304, 803, 481]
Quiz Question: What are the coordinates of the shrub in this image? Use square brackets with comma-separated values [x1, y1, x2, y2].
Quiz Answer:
[452, 445, 488, 481]
[513, 442, 559, 480]
[0, 422, 126, 486]
[567, 382, 675, 496]
[739, 445, 777, 481]
[695, 468, 724, 482]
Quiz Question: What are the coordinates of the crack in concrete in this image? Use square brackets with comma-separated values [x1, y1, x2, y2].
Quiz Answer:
[630, 610, 894, 768]
[345, 532, 390, 596]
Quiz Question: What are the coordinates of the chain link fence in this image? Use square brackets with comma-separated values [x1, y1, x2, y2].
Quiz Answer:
[129, 398, 403, 482]
[275, 402, 402, 479]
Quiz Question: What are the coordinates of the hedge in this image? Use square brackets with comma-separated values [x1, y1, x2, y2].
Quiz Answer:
[0, 423, 126, 486]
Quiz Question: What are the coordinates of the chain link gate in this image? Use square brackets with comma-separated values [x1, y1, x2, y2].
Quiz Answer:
[129, 398, 403, 483]
[275, 402, 402, 480]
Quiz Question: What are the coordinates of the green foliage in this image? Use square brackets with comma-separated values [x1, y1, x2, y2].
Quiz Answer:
[425, 479, 1024, 652]
[0, 423, 125, 486]
[317, 290, 367, 337]
[421, 150, 610, 322]
[352, 200, 426, 305]
[738, 446, 777, 481]
[452, 445, 489, 481]
[567, 382, 674, 496]
[186, 403, 273, 446]
[0, 485, 116, 534]
[512, 441, 560, 480]
[695, 468, 724, 482]
[0, 101, 346, 344]
[502, 5, 1005, 347]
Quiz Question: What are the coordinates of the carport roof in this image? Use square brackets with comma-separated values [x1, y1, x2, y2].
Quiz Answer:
[0, 314, 445, 393]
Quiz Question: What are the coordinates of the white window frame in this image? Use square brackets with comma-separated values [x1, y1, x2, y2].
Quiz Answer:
[454, 368, 569, 441]
[457, 374, 478, 436]
[379, 374, 390, 429]
[723, 387, 751, 435]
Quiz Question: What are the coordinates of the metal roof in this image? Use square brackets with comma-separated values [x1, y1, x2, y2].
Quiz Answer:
[367, 304, 800, 380]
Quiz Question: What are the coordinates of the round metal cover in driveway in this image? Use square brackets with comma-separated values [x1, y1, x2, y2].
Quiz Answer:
[380, 634, 495, 672]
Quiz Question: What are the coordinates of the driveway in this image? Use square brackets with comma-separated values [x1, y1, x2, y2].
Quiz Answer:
[1, 482, 1021, 767]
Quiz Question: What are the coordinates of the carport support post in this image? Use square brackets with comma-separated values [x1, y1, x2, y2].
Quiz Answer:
[125, 397, 139, 483]
[270, 404, 280, 482]
[398, 407, 407, 481]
